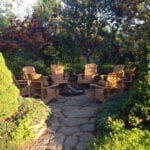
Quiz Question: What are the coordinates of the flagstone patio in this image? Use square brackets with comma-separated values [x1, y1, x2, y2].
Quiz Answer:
[31, 89, 100, 150]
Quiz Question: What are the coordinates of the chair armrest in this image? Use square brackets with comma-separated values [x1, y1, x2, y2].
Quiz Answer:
[91, 73, 99, 78]
[99, 75, 108, 80]
[47, 84, 59, 88]
[90, 83, 107, 89]
[17, 79, 28, 83]
[77, 74, 84, 80]
[76, 73, 84, 77]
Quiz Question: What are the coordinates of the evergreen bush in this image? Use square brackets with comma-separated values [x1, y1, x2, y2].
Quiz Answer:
[124, 43, 150, 128]
[0, 52, 19, 121]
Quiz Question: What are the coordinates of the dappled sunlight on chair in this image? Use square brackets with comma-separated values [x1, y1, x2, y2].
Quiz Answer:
[90, 72, 124, 102]
[22, 66, 36, 83]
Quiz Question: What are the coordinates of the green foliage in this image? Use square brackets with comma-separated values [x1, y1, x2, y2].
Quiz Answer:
[0, 52, 19, 121]
[95, 93, 129, 135]
[124, 43, 150, 128]
[5, 51, 33, 76]
[10, 117, 34, 146]
[18, 97, 51, 125]
[33, 0, 61, 26]
[43, 33, 82, 72]
[61, 0, 113, 63]
[88, 118, 150, 150]
[0, 14, 10, 30]
[33, 59, 49, 75]
[5, 51, 49, 76]
[97, 64, 114, 74]
[0, 97, 51, 149]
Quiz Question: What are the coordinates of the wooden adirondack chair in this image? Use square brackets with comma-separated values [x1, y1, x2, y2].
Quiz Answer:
[12, 74, 30, 96]
[27, 73, 59, 104]
[90, 72, 124, 102]
[22, 66, 36, 82]
[50, 64, 69, 85]
[113, 64, 124, 73]
[99, 64, 125, 80]
[77, 63, 98, 85]
[124, 67, 136, 90]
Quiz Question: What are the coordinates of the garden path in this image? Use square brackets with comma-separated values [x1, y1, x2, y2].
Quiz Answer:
[31, 89, 100, 150]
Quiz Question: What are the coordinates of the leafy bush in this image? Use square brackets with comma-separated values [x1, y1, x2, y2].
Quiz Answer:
[10, 117, 34, 147]
[43, 33, 82, 70]
[124, 43, 150, 128]
[0, 52, 19, 121]
[95, 93, 129, 135]
[88, 118, 150, 150]
[5, 51, 33, 76]
[5, 51, 49, 76]
[18, 97, 51, 125]
[33, 59, 49, 75]
[0, 97, 51, 150]
[97, 64, 114, 74]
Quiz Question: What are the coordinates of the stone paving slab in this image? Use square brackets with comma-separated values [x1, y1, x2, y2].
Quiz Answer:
[31, 89, 100, 150]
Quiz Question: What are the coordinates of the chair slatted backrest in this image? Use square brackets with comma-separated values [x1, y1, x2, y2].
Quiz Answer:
[113, 64, 124, 73]
[84, 64, 97, 76]
[51, 65, 64, 75]
[22, 66, 36, 79]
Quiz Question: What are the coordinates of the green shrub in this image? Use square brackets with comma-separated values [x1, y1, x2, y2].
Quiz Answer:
[43, 33, 82, 69]
[5, 51, 33, 76]
[0, 52, 19, 121]
[124, 43, 150, 128]
[5, 51, 49, 76]
[95, 93, 129, 135]
[33, 59, 49, 75]
[98, 64, 114, 74]
[18, 97, 51, 125]
[88, 118, 150, 150]
[10, 117, 34, 147]
[0, 97, 51, 150]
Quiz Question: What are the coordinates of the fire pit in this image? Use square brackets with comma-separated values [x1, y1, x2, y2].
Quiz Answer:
[59, 84, 84, 96]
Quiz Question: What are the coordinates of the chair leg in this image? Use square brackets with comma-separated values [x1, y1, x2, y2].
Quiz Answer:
[90, 86, 95, 102]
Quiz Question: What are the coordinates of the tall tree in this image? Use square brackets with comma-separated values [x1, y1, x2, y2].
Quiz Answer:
[33, 0, 61, 35]
[61, 0, 124, 63]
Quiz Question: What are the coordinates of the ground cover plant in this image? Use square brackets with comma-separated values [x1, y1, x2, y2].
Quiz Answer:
[0, 52, 51, 150]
